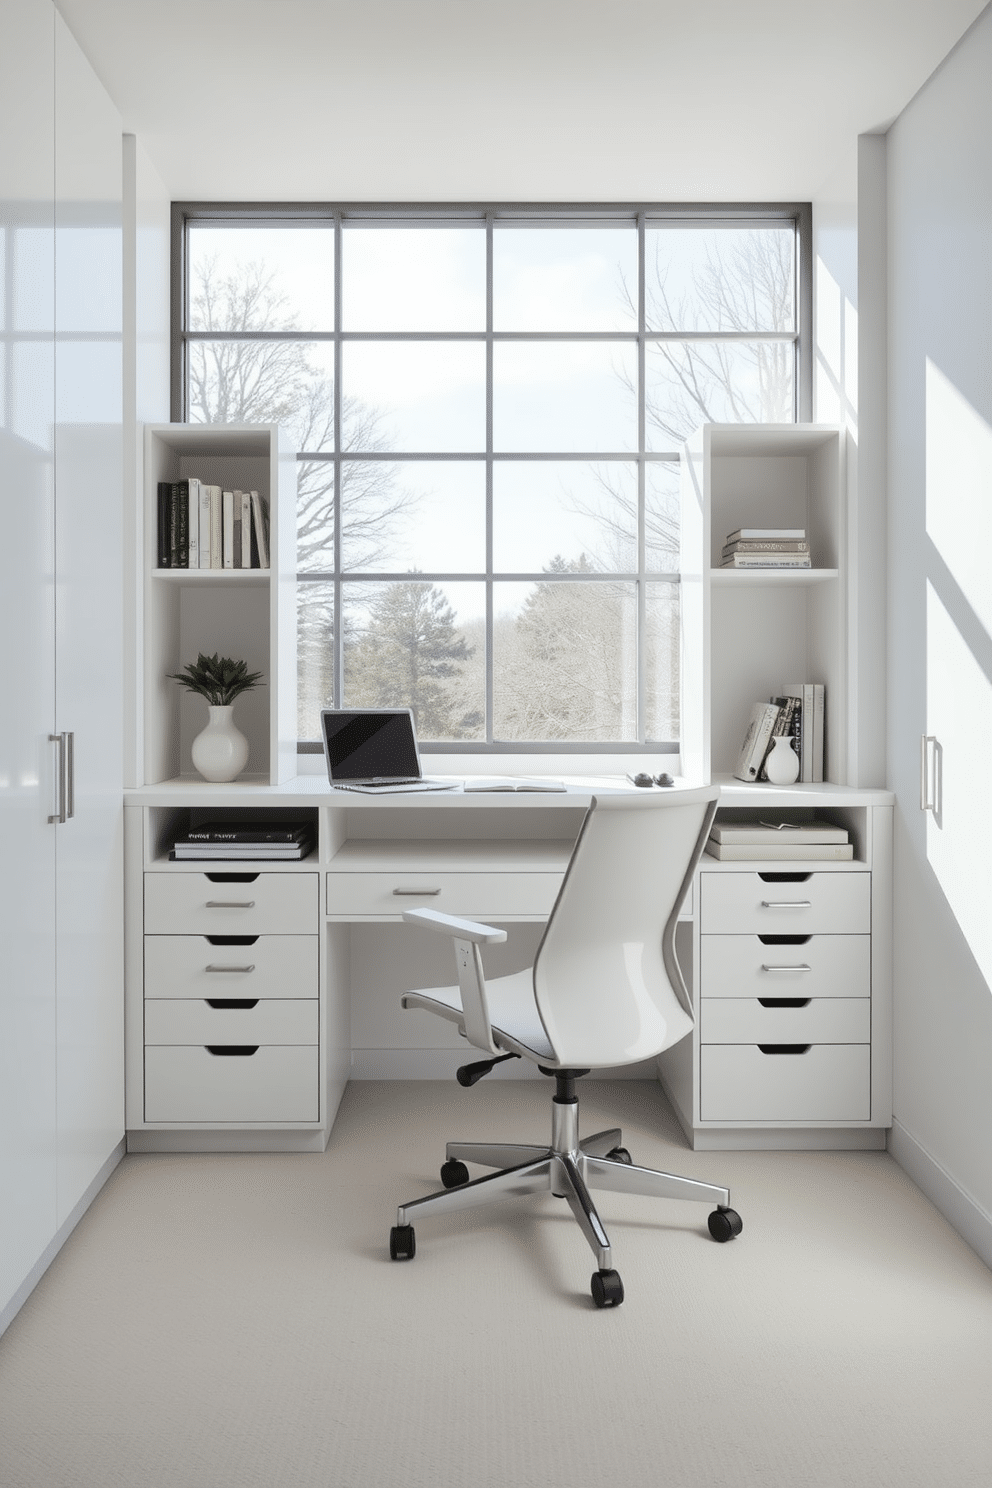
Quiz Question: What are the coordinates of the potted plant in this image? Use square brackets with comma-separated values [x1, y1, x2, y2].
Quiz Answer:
[168, 652, 264, 782]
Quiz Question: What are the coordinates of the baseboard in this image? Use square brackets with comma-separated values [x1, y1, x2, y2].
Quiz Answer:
[0, 1137, 126, 1339]
[888, 1117, 992, 1272]
[126, 1128, 330, 1153]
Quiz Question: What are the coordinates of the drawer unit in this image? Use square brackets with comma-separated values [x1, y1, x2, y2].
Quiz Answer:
[144, 935, 318, 1000]
[145, 872, 318, 936]
[700, 870, 870, 935]
[700, 1044, 871, 1123]
[145, 998, 318, 1046]
[699, 997, 870, 1045]
[326, 871, 563, 920]
[699, 934, 870, 999]
[144, 1045, 319, 1124]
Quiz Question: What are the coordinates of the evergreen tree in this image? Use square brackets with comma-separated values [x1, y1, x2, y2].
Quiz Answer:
[347, 580, 481, 740]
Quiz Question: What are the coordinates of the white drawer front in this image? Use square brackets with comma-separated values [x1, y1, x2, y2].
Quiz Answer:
[144, 1045, 319, 1123]
[144, 935, 318, 1000]
[326, 871, 562, 920]
[700, 1044, 870, 1123]
[700, 934, 870, 999]
[145, 872, 317, 935]
[700, 997, 871, 1045]
[145, 998, 318, 1046]
[700, 871, 870, 935]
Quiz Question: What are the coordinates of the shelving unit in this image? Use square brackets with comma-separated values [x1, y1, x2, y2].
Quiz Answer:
[142, 424, 297, 786]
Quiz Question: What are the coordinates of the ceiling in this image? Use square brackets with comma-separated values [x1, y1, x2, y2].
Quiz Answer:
[56, 0, 989, 203]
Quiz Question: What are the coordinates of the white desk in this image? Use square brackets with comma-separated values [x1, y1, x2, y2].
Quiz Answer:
[123, 775, 892, 1153]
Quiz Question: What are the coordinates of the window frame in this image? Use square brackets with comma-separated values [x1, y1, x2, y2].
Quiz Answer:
[172, 202, 812, 756]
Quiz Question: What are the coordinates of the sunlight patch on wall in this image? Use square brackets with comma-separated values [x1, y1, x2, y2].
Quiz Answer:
[813, 258, 857, 429]
[925, 358, 992, 638]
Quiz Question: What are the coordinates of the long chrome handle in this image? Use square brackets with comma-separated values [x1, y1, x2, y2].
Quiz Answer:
[392, 887, 442, 896]
[920, 734, 937, 812]
[761, 900, 812, 909]
[48, 733, 66, 824]
[760, 963, 812, 973]
[205, 964, 256, 973]
[65, 731, 74, 819]
[205, 900, 256, 909]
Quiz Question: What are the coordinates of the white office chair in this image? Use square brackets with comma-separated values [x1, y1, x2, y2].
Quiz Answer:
[389, 784, 742, 1308]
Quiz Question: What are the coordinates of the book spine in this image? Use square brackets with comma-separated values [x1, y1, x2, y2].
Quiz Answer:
[157, 483, 170, 567]
[721, 554, 812, 567]
[240, 491, 252, 568]
[725, 528, 806, 543]
[198, 483, 212, 568]
[170, 481, 188, 569]
[209, 487, 222, 568]
[187, 479, 200, 569]
[222, 490, 234, 568]
[812, 684, 824, 783]
[250, 490, 270, 568]
[723, 540, 809, 554]
[232, 491, 242, 569]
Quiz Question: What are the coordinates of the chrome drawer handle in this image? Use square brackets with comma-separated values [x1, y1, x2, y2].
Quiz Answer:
[761, 900, 812, 909]
[760, 964, 812, 973]
[205, 900, 256, 909]
[392, 887, 442, 896]
[205, 964, 256, 974]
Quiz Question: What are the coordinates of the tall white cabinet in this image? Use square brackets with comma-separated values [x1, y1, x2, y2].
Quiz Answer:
[0, 0, 125, 1328]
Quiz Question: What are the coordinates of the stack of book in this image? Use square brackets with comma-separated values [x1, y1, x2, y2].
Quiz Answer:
[721, 527, 811, 569]
[157, 479, 270, 570]
[733, 683, 824, 782]
[170, 821, 314, 861]
[705, 814, 852, 861]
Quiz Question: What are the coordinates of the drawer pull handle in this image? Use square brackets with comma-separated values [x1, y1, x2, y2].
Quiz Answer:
[758, 997, 811, 1009]
[760, 963, 812, 973]
[206, 999, 259, 1010]
[757, 1044, 811, 1055]
[205, 964, 256, 974]
[761, 900, 812, 909]
[205, 900, 256, 909]
[206, 1045, 259, 1056]
[392, 887, 442, 896]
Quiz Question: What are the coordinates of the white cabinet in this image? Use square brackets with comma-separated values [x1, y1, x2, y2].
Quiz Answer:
[1, 0, 124, 1327]
[141, 423, 297, 786]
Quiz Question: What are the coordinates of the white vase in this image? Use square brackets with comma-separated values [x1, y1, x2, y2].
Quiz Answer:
[191, 704, 249, 782]
[763, 734, 801, 785]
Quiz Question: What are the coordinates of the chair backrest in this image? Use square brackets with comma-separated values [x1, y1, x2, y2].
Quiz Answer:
[532, 785, 718, 1068]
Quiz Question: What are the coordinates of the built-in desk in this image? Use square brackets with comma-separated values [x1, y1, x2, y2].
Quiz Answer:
[124, 776, 892, 1154]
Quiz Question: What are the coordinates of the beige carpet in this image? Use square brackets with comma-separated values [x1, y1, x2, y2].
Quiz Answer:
[1, 1080, 991, 1488]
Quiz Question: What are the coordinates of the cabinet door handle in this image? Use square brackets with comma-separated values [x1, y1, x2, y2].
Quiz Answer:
[760, 963, 812, 973]
[64, 731, 74, 818]
[205, 964, 256, 973]
[392, 887, 442, 896]
[205, 900, 256, 909]
[920, 733, 937, 813]
[48, 733, 67, 824]
[760, 900, 812, 909]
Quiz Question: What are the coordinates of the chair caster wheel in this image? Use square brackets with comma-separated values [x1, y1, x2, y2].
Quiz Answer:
[591, 1268, 624, 1308]
[389, 1224, 416, 1260]
[440, 1159, 470, 1188]
[708, 1206, 743, 1243]
[605, 1146, 633, 1165]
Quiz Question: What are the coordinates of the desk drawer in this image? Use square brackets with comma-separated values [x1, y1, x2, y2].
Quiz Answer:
[700, 1044, 870, 1123]
[699, 997, 870, 1045]
[145, 998, 318, 1046]
[700, 871, 870, 935]
[144, 935, 318, 1000]
[699, 934, 870, 999]
[145, 872, 317, 935]
[144, 1045, 319, 1123]
[326, 871, 562, 920]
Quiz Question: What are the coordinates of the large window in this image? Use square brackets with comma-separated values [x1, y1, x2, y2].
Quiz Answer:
[174, 205, 810, 753]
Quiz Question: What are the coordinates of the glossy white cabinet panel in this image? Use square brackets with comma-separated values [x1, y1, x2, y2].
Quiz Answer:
[52, 10, 125, 1228]
[0, 0, 58, 1322]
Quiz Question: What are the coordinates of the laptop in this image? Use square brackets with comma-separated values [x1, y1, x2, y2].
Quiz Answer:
[319, 708, 458, 793]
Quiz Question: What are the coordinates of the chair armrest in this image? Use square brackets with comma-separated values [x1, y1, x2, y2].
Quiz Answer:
[402, 907, 508, 945]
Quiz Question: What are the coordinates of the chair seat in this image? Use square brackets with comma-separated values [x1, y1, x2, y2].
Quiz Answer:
[403, 970, 557, 1063]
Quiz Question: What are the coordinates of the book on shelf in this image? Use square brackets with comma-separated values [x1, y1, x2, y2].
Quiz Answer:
[197, 480, 211, 568]
[783, 683, 824, 782]
[170, 821, 314, 861]
[720, 553, 812, 569]
[207, 485, 223, 568]
[170, 843, 313, 860]
[709, 815, 849, 845]
[178, 822, 312, 844]
[705, 838, 853, 861]
[725, 527, 806, 543]
[722, 540, 809, 556]
[733, 701, 781, 782]
[759, 695, 799, 779]
[186, 478, 200, 569]
[250, 489, 270, 568]
[240, 491, 253, 568]
[462, 777, 566, 793]
[222, 490, 235, 569]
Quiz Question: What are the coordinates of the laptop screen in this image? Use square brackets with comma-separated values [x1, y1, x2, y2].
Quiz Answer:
[320, 709, 422, 781]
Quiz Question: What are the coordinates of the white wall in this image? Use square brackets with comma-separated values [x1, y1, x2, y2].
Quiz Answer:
[886, 4, 992, 1265]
